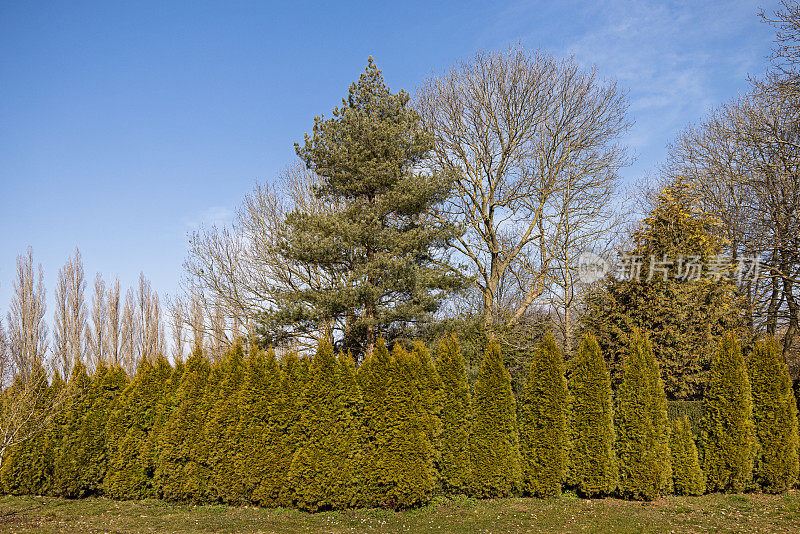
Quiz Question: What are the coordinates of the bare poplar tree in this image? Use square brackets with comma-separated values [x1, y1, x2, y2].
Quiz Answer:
[166, 296, 186, 362]
[105, 277, 121, 366]
[120, 288, 137, 375]
[85, 273, 107, 369]
[414, 46, 630, 328]
[52, 249, 87, 376]
[136, 273, 164, 361]
[6, 248, 48, 381]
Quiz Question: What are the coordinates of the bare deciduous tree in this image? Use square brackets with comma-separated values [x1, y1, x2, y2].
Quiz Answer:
[6, 248, 48, 381]
[182, 161, 346, 351]
[52, 249, 87, 377]
[415, 46, 631, 329]
[105, 277, 121, 366]
[85, 273, 107, 369]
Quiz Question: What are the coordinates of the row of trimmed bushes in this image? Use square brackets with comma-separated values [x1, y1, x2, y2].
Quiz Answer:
[2, 331, 798, 509]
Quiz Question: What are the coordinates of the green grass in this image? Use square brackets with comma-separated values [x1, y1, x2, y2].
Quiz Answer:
[0, 492, 799, 533]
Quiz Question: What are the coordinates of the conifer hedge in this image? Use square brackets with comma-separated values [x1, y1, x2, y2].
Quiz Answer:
[519, 334, 567, 498]
[698, 333, 755, 493]
[2, 330, 798, 511]
[748, 336, 799, 493]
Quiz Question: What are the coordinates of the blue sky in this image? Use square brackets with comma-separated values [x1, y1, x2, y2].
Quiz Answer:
[0, 0, 779, 318]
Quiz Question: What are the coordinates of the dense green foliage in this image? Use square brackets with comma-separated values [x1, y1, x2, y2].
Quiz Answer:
[670, 416, 706, 496]
[748, 336, 799, 493]
[698, 333, 755, 493]
[435, 335, 472, 493]
[614, 330, 671, 500]
[265, 58, 460, 354]
[567, 334, 618, 497]
[2, 330, 798, 511]
[469, 339, 521, 498]
[582, 179, 744, 400]
[519, 334, 567, 498]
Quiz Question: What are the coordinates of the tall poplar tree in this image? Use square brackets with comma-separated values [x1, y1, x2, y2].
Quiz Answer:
[269, 57, 460, 354]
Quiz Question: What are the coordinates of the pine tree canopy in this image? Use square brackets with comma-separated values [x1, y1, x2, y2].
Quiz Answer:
[267, 57, 462, 354]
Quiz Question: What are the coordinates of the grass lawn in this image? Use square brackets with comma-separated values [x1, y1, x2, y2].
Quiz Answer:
[0, 491, 798, 533]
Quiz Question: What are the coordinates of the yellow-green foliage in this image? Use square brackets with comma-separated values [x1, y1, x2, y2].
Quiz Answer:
[0, 365, 59, 495]
[104, 356, 171, 500]
[52, 362, 94, 498]
[698, 333, 755, 493]
[748, 336, 799, 494]
[568, 334, 618, 497]
[409, 341, 443, 477]
[436, 335, 472, 494]
[519, 334, 567, 498]
[615, 331, 671, 500]
[288, 342, 362, 511]
[236, 349, 287, 506]
[670, 416, 705, 496]
[360, 342, 435, 509]
[470, 339, 521, 498]
[206, 342, 245, 503]
[158, 349, 212, 502]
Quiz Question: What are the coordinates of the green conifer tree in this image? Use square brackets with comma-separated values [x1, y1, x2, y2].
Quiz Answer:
[206, 342, 245, 503]
[670, 416, 706, 496]
[158, 348, 212, 502]
[615, 331, 666, 500]
[104, 357, 166, 499]
[236, 348, 287, 506]
[361, 345, 435, 508]
[287, 341, 362, 510]
[748, 335, 799, 493]
[435, 335, 472, 494]
[568, 334, 618, 497]
[470, 339, 521, 498]
[267, 57, 460, 356]
[52, 361, 94, 497]
[698, 333, 755, 493]
[519, 333, 567, 498]
[0, 364, 59, 495]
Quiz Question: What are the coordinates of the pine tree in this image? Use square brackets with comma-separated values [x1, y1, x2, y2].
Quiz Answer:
[236, 348, 287, 506]
[435, 334, 472, 494]
[158, 348, 212, 502]
[748, 335, 799, 493]
[615, 331, 669, 500]
[670, 416, 706, 496]
[470, 339, 521, 498]
[519, 333, 567, 498]
[206, 342, 245, 503]
[267, 57, 460, 355]
[698, 332, 755, 493]
[568, 333, 618, 497]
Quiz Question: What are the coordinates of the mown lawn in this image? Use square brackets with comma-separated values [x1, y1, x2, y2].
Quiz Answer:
[0, 491, 799, 533]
